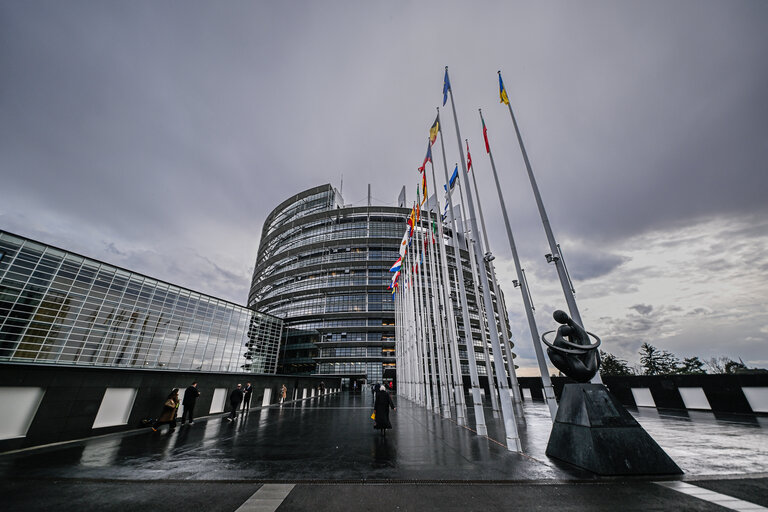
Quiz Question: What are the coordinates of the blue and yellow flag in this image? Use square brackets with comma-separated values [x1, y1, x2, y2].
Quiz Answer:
[499, 72, 509, 105]
[442, 68, 451, 106]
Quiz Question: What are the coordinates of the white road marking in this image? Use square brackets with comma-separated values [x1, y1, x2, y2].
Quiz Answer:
[235, 483, 295, 512]
[655, 481, 768, 511]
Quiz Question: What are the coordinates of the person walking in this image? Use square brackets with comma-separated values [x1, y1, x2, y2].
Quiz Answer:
[242, 382, 253, 412]
[180, 381, 200, 425]
[152, 389, 180, 433]
[227, 383, 243, 421]
[371, 382, 378, 401]
[280, 384, 287, 405]
[373, 385, 396, 436]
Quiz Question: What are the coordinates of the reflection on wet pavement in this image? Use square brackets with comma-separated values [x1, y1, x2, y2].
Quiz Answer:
[0, 392, 765, 482]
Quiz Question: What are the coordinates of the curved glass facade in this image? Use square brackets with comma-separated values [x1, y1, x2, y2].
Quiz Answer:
[0, 231, 282, 373]
[250, 184, 512, 386]
[250, 185, 401, 384]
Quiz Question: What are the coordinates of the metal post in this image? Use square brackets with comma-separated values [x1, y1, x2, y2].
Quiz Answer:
[456, 180, 500, 414]
[429, 153, 467, 424]
[499, 72, 601, 385]
[437, 109, 487, 436]
[466, 146, 522, 404]
[446, 67, 521, 451]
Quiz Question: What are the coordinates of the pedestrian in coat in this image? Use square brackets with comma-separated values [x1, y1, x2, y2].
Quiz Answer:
[152, 389, 180, 433]
[227, 383, 243, 421]
[280, 384, 287, 404]
[373, 385, 396, 436]
[371, 382, 378, 401]
[180, 382, 200, 425]
[242, 382, 253, 412]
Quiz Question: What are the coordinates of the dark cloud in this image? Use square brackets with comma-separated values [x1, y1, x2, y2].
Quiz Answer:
[630, 304, 653, 316]
[1, 1, 766, 370]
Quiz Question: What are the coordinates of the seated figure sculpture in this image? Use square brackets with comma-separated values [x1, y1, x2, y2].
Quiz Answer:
[544, 310, 601, 383]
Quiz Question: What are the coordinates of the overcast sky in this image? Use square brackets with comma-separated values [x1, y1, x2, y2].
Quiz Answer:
[1, 1, 766, 374]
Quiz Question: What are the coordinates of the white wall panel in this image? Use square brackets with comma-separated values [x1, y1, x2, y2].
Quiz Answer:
[743, 387, 768, 413]
[631, 387, 656, 408]
[93, 388, 137, 428]
[0, 387, 45, 439]
[679, 387, 711, 410]
[262, 388, 272, 406]
[210, 388, 227, 413]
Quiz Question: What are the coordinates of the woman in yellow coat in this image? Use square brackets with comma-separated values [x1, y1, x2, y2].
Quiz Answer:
[152, 389, 180, 433]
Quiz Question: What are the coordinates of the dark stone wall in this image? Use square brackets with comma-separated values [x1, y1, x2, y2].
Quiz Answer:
[517, 374, 767, 415]
[0, 363, 339, 452]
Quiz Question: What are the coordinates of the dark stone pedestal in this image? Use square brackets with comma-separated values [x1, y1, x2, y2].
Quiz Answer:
[546, 383, 683, 475]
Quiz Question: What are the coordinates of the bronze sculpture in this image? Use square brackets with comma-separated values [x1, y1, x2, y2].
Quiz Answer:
[541, 310, 601, 382]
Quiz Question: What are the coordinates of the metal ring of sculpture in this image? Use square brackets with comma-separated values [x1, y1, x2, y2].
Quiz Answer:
[541, 330, 601, 355]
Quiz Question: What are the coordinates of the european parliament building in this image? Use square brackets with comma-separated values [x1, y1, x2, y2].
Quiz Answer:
[249, 184, 512, 388]
[0, 230, 282, 373]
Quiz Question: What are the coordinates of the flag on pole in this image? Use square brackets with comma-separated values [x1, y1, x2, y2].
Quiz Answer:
[421, 172, 428, 204]
[443, 165, 459, 192]
[399, 227, 409, 257]
[442, 68, 451, 106]
[429, 115, 440, 145]
[389, 257, 402, 272]
[466, 140, 472, 172]
[418, 142, 432, 172]
[482, 116, 490, 153]
[499, 72, 509, 105]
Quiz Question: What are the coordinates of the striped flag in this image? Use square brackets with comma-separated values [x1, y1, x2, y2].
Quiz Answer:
[418, 142, 432, 172]
[429, 115, 440, 145]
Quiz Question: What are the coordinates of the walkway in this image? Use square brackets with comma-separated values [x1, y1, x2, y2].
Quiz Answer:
[1, 391, 766, 511]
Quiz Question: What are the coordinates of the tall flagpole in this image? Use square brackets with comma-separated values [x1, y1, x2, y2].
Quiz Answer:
[466, 138, 522, 406]
[413, 213, 431, 407]
[412, 214, 428, 408]
[437, 109, 487, 435]
[417, 204, 440, 413]
[455, 179, 501, 414]
[426, 209, 452, 418]
[429, 148, 467, 424]
[445, 66, 521, 451]
[479, 108, 558, 418]
[422, 194, 451, 417]
[498, 71, 601, 384]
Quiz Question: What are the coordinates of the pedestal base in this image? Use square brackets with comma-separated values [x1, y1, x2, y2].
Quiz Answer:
[546, 383, 682, 475]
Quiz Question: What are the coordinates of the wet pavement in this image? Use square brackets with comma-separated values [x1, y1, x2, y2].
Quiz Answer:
[1, 391, 767, 511]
